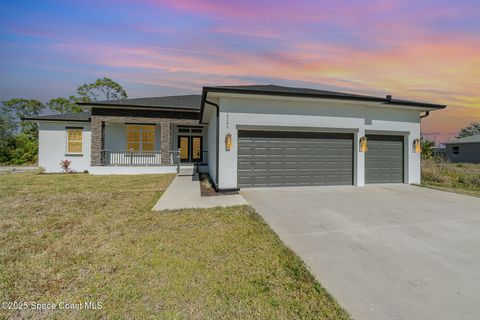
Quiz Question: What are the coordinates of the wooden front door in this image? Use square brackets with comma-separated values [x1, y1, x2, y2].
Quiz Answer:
[178, 136, 203, 162]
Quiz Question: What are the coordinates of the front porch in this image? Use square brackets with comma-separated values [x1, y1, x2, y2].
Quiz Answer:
[89, 107, 208, 170]
[99, 123, 208, 167]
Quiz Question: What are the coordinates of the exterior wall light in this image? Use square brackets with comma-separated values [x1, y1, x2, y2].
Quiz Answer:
[413, 138, 422, 153]
[359, 136, 368, 152]
[225, 133, 232, 151]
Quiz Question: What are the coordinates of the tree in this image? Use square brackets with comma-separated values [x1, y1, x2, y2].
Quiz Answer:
[0, 99, 44, 165]
[421, 136, 435, 160]
[0, 113, 16, 141]
[47, 96, 83, 114]
[77, 77, 127, 101]
[0, 114, 16, 163]
[8, 131, 38, 164]
[1, 98, 45, 133]
[457, 122, 480, 138]
[2, 98, 45, 119]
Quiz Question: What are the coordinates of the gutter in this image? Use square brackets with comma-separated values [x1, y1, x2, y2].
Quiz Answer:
[79, 104, 199, 113]
[200, 90, 220, 189]
[202, 87, 447, 110]
[21, 117, 91, 122]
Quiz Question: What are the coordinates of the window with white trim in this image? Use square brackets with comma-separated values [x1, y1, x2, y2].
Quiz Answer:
[126, 124, 155, 152]
[66, 128, 83, 154]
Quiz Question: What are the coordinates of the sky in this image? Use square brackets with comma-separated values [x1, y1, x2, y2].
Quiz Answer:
[1, 0, 479, 143]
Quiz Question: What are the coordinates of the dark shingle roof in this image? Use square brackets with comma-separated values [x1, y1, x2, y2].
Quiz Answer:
[446, 134, 480, 144]
[78, 95, 201, 110]
[209, 85, 374, 98]
[23, 111, 91, 122]
[203, 85, 446, 109]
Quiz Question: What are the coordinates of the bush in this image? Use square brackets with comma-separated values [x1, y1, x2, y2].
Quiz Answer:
[422, 169, 449, 184]
[0, 131, 38, 165]
[457, 174, 480, 188]
[60, 159, 74, 173]
[422, 158, 480, 191]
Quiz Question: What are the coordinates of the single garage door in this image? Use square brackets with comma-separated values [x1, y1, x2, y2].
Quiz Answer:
[238, 131, 353, 187]
[365, 134, 404, 183]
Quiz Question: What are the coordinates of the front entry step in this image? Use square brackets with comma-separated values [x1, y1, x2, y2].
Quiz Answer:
[178, 165, 196, 176]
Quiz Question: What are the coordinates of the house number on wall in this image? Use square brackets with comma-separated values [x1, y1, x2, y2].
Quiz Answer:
[225, 113, 232, 151]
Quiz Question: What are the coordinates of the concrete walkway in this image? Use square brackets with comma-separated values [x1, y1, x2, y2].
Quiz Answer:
[152, 174, 247, 211]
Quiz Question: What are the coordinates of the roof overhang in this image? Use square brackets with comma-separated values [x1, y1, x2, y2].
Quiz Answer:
[199, 86, 447, 122]
[22, 117, 90, 123]
[78, 102, 200, 113]
[445, 141, 480, 145]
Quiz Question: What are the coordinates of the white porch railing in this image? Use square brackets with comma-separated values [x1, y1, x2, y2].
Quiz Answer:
[101, 150, 162, 166]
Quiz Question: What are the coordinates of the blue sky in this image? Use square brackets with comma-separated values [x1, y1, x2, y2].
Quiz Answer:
[1, 0, 479, 141]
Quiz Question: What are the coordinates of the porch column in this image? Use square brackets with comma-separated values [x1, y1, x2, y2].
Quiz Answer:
[160, 120, 172, 165]
[91, 117, 105, 166]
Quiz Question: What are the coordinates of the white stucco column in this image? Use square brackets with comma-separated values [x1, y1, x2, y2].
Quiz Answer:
[355, 129, 365, 186]
[218, 110, 238, 189]
[407, 131, 421, 184]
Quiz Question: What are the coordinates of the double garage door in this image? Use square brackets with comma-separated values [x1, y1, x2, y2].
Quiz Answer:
[237, 131, 403, 188]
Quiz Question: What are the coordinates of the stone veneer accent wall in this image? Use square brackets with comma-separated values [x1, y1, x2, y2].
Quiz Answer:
[90, 108, 199, 166]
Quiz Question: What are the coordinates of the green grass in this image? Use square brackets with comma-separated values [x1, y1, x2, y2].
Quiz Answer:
[0, 172, 349, 319]
[422, 159, 480, 197]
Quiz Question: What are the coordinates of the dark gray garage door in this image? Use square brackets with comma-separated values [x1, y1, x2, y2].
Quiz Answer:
[365, 134, 404, 183]
[238, 131, 353, 187]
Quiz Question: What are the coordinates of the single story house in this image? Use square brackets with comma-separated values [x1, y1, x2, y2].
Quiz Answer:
[445, 134, 480, 163]
[25, 85, 446, 190]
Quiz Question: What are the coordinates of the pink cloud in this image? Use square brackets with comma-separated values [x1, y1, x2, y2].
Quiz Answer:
[140, 0, 399, 23]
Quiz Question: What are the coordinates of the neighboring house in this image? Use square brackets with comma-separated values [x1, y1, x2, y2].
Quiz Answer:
[24, 85, 446, 190]
[445, 134, 480, 163]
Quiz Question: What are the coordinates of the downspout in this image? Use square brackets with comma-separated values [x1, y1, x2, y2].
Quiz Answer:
[420, 111, 429, 140]
[204, 99, 220, 188]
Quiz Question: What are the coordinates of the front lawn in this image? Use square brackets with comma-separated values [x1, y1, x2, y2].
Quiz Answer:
[0, 173, 349, 319]
[422, 159, 480, 197]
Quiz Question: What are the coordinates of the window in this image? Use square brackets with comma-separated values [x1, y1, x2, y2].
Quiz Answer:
[67, 128, 83, 154]
[452, 146, 460, 156]
[178, 127, 203, 133]
[126, 124, 155, 152]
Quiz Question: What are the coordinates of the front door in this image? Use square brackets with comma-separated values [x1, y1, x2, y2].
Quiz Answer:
[178, 136, 202, 163]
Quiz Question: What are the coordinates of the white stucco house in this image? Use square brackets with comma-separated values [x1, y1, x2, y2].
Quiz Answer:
[25, 85, 446, 190]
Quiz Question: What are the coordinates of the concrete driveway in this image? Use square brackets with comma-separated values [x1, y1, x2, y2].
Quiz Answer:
[242, 185, 480, 320]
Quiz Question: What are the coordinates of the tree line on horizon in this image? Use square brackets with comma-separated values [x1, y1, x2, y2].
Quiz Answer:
[0, 77, 127, 164]
[0, 78, 479, 165]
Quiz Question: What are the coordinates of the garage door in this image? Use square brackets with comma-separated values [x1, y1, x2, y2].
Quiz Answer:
[365, 134, 404, 183]
[238, 131, 353, 187]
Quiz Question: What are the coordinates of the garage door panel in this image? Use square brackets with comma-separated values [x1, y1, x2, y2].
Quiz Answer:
[365, 134, 404, 183]
[237, 162, 252, 170]
[238, 130, 353, 187]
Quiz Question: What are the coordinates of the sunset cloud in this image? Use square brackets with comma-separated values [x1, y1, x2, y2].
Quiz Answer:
[1, 0, 479, 142]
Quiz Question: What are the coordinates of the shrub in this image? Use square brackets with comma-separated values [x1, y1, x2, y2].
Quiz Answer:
[422, 158, 480, 191]
[458, 174, 480, 188]
[60, 159, 74, 173]
[422, 170, 449, 184]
